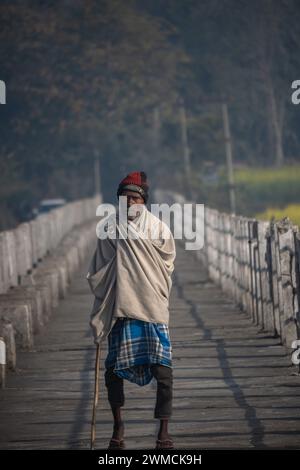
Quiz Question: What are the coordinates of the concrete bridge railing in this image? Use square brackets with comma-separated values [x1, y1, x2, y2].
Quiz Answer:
[154, 190, 300, 353]
[204, 208, 300, 349]
[0, 194, 101, 387]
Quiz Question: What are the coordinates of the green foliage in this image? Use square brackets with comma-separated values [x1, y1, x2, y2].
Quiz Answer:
[235, 166, 300, 216]
[2, 0, 300, 228]
[0, 0, 187, 227]
[256, 204, 300, 228]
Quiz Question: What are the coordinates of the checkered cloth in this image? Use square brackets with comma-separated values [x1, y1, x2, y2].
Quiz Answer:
[105, 318, 172, 386]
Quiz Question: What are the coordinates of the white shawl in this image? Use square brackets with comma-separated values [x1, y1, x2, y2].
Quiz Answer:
[86, 204, 176, 343]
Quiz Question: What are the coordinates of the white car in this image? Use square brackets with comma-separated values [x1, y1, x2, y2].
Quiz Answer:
[37, 198, 66, 215]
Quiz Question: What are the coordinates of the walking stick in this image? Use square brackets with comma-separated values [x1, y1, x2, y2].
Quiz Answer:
[90, 342, 101, 450]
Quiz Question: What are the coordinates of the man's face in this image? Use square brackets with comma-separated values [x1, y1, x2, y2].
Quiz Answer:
[120, 190, 145, 220]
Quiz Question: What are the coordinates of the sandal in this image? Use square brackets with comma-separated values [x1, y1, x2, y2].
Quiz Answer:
[107, 438, 126, 449]
[155, 438, 174, 449]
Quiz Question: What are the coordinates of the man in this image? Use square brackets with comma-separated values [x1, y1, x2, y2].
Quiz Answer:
[86, 171, 176, 449]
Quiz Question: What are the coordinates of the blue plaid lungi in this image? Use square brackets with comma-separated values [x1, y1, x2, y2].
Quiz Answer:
[105, 318, 172, 386]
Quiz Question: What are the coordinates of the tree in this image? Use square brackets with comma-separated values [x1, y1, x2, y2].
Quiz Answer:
[0, 0, 187, 225]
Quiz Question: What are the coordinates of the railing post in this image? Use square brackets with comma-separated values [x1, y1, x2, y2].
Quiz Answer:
[0, 337, 6, 389]
[257, 221, 271, 332]
[276, 219, 299, 346]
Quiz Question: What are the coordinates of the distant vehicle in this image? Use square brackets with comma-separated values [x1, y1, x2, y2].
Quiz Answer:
[36, 198, 66, 215]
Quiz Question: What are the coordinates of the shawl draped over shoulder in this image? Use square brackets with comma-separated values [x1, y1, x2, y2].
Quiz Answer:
[86, 205, 176, 343]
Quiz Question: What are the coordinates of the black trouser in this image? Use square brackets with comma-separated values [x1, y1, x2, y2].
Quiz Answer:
[104, 364, 173, 419]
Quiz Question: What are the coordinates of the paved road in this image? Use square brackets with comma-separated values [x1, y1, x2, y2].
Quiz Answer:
[0, 243, 300, 449]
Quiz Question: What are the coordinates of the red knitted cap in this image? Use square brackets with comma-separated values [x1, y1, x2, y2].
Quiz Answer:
[117, 171, 149, 202]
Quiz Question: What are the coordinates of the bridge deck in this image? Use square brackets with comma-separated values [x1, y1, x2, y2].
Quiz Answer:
[0, 243, 299, 449]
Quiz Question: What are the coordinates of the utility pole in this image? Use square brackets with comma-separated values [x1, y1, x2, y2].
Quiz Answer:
[150, 106, 161, 194]
[153, 107, 160, 151]
[179, 98, 193, 200]
[94, 150, 101, 196]
[221, 102, 236, 214]
[152, 106, 161, 176]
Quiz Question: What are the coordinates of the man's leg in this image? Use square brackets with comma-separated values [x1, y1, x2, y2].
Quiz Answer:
[104, 367, 125, 442]
[150, 364, 173, 443]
